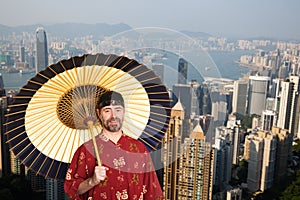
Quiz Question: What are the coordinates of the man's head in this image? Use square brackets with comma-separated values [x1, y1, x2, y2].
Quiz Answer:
[96, 90, 125, 132]
[97, 90, 124, 110]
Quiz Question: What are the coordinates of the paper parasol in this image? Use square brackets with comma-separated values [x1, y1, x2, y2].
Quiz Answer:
[6, 53, 171, 180]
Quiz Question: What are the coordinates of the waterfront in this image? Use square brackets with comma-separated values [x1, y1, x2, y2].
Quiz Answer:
[0, 50, 254, 91]
[0, 69, 34, 91]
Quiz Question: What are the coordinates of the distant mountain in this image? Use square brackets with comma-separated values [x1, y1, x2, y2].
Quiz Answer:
[180, 30, 212, 39]
[0, 23, 216, 40]
[0, 24, 14, 35]
[0, 23, 133, 39]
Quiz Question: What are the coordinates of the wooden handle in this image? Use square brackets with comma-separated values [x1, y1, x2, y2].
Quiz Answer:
[87, 120, 102, 166]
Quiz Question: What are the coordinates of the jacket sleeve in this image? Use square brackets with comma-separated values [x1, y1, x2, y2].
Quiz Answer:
[142, 147, 165, 200]
[64, 146, 90, 200]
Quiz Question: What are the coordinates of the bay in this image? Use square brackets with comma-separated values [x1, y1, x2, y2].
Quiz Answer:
[0, 50, 254, 91]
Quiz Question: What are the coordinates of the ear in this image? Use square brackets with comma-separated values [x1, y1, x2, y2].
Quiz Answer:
[96, 109, 103, 124]
[96, 108, 100, 117]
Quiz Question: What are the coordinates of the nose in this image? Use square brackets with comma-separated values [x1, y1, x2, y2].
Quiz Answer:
[111, 110, 117, 118]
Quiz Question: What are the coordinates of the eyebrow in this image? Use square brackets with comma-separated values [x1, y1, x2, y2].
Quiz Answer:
[102, 106, 124, 110]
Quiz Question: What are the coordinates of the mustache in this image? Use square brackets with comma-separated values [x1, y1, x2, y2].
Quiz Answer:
[107, 117, 121, 123]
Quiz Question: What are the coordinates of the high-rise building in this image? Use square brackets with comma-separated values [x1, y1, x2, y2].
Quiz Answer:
[226, 114, 241, 165]
[277, 80, 293, 130]
[232, 79, 248, 115]
[178, 58, 188, 84]
[269, 78, 281, 100]
[211, 91, 227, 126]
[36, 27, 48, 73]
[261, 110, 277, 131]
[27, 169, 46, 196]
[265, 97, 277, 111]
[245, 134, 264, 192]
[172, 84, 198, 119]
[244, 127, 292, 192]
[20, 46, 25, 62]
[10, 151, 25, 176]
[278, 61, 291, 79]
[289, 76, 300, 138]
[277, 76, 300, 137]
[179, 124, 214, 200]
[0, 76, 8, 177]
[46, 179, 67, 200]
[269, 49, 281, 79]
[226, 186, 242, 200]
[163, 99, 185, 200]
[213, 126, 232, 187]
[247, 75, 270, 115]
[0, 74, 6, 97]
[257, 131, 277, 192]
[198, 82, 212, 115]
[272, 126, 293, 182]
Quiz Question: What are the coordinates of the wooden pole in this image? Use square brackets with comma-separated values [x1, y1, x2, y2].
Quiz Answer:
[87, 120, 102, 166]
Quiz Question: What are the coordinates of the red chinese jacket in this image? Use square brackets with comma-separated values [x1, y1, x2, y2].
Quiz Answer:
[64, 133, 164, 200]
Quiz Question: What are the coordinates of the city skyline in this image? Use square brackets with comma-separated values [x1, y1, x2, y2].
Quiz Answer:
[1, 0, 300, 40]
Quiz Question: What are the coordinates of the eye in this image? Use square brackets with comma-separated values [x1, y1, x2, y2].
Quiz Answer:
[116, 108, 123, 113]
[103, 109, 111, 113]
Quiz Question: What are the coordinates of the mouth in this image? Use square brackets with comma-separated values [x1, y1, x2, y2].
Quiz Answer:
[108, 119, 119, 126]
[109, 121, 118, 126]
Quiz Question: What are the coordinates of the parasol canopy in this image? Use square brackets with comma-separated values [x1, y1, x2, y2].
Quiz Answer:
[6, 53, 171, 180]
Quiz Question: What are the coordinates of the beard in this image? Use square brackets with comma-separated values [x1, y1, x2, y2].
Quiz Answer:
[101, 117, 123, 132]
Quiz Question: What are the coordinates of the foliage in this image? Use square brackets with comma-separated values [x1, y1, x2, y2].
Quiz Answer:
[234, 113, 260, 131]
[292, 140, 300, 152]
[279, 170, 300, 200]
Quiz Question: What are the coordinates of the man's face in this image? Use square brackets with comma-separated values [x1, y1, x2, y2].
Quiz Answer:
[97, 105, 124, 132]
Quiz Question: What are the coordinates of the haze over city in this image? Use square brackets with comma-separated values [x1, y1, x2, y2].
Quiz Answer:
[1, 0, 300, 40]
[1, 1, 300, 199]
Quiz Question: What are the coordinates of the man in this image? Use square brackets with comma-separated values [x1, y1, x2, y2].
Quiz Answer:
[64, 90, 164, 200]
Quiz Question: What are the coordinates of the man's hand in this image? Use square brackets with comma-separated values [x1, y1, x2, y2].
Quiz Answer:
[78, 166, 109, 195]
[89, 166, 109, 186]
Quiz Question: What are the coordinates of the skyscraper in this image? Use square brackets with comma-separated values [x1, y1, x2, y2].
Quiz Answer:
[247, 75, 270, 115]
[178, 58, 188, 84]
[245, 134, 264, 192]
[179, 124, 214, 200]
[272, 126, 293, 182]
[227, 114, 241, 165]
[211, 91, 227, 126]
[277, 76, 300, 137]
[232, 79, 248, 115]
[163, 99, 185, 200]
[213, 126, 232, 187]
[0, 74, 5, 97]
[36, 27, 48, 73]
[0, 75, 8, 177]
[244, 127, 292, 192]
[20, 46, 25, 62]
[172, 84, 198, 119]
[257, 131, 277, 192]
[226, 187, 242, 200]
[289, 76, 300, 138]
[277, 80, 293, 130]
[198, 82, 212, 115]
[269, 49, 281, 79]
[46, 179, 67, 200]
[261, 110, 277, 131]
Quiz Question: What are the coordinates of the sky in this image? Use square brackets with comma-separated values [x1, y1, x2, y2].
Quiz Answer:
[1, 0, 300, 40]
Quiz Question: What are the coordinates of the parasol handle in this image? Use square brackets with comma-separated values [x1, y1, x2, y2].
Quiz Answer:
[87, 120, 102, 166]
